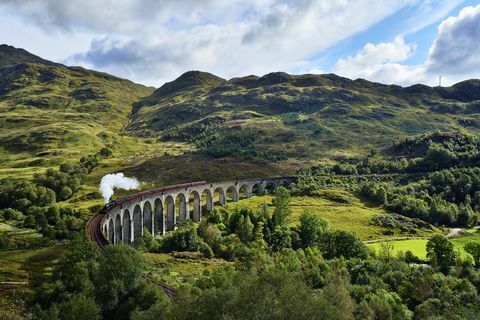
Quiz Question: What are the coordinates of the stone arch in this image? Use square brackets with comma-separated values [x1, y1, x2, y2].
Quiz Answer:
[189, 190, 202, 222]
[213, 187, 226, 205]
[123, 209, 131, 244]
[108, 218, 114, 243]
[154, 198, 164, 236]
[265, 182, 276, 194]
[114, 214, 122, 244]
[202, 188, 213, 211]
[226, 185, 238, 202]
[239, 184, 251, 199]
[165, 195, 175, 231]
[143, 201, 153, 235]
[277, 180, 289, 188]
[252, 183, 263, 196]
[133, 204, 142, 240]
[176, 193, 188, 222]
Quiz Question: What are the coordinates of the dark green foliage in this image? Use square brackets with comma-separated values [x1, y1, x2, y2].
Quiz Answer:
[0, 150, 108, 238]
[404, 250, 421, 264]
[359, 167, 480, 227]
[96, 245, 147, 312]
[464, 242, 480, 267]
[426, 235, 456, 274]
[272, 187, 292, 227]
[35, 150, 108, 201]
[60, 294, 102, 320]
[33, 234, 158, 320]
[371, 213, 433, 234]
[297, 210, 329, 248]
[159, 222, 202, 253]
[0, 233, 15, 250]
[170, 269, 355, 320]
[318, 231, 368, 260]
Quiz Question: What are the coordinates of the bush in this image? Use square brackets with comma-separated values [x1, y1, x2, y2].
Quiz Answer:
[160, 223, 201, 253]
[0, 208, 23, 221]
[0, 233, 15, 250]
[199, 241, 214, 258]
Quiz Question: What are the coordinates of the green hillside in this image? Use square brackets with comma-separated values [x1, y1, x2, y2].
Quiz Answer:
[0, 45, 155, 181]
[129, 71, 480, 164]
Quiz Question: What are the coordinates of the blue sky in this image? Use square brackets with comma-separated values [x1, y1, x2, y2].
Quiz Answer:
[322, 0, 477, 66]
[0, 1, 479, 86]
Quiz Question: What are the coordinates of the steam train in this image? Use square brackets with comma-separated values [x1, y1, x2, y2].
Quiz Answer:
[100, 181, 208, 214]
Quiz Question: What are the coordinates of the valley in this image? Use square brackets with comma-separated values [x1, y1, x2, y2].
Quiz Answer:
[0, 44, 479, 319]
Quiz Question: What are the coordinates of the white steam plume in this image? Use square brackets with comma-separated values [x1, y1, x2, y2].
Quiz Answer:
[99, 173, 140, 203]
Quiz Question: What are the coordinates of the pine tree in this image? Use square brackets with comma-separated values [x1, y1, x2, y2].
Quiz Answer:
[272, 187, 292, 227]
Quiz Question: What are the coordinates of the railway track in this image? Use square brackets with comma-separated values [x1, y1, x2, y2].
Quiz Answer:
[85, 212, 178, 299]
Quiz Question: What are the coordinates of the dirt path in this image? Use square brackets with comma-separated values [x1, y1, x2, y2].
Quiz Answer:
[446, 228, 463, 238]
[363, 236, 428, 244]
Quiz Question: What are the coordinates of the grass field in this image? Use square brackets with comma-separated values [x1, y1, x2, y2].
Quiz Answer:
[367, 227, 480, 260]
[222, 191, 441, 241]
[0, 245, 66, 319]
[0, 245, 65, 284]
[145, 252, 231, 286]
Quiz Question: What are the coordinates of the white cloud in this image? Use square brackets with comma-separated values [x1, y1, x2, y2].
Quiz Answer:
[0, 0, 412, 85]
[331, 4, 480, 86]
[426, 4, 480, 77]
[333, 36, 417, 83]
[1, 0, 477, 86]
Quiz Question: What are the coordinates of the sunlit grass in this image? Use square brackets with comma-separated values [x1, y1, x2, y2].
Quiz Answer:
[223, 191, 441, 240]
[367, 227, 480, 261]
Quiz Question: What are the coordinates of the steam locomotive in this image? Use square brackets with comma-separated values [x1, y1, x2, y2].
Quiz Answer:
[100, 181, 207, 214]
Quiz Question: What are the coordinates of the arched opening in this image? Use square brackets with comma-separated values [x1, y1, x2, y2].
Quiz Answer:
[176, 193, 188, 222]
[123, 210, 131, 244]
[189, 191, 201, 222]
[213, 187, 226, 205]
[252, 183, 263, 196]
[143, 201, 153, 235]
[239, 184, 251, 199]
[278, 180, 289, 188]
[154, 198, 164, 236]
[265, 182, 276, 194]
[114, 214, 122, 244]
[202, 189, 213, 212]
[165, 195, 175, 231]
[133, 204, 142, 241]
[108, 219, 114, 243]
[226, 186, 238, 202]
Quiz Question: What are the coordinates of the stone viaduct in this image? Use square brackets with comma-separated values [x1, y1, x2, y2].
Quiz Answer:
[100, 177, 295, 245]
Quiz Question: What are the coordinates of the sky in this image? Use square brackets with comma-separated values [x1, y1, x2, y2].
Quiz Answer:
[0, 0, 479, 87]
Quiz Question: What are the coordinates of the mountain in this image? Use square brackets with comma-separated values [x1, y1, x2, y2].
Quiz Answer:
[0, 45, 153, 176]
[0, 44, 59, 68]
[1, 44, 480, 188]
[128, 71, 480, 162]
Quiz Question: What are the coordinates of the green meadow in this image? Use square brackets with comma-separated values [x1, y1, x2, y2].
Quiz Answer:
[367, 227, 480, 260]
[223, 191, 441, 241]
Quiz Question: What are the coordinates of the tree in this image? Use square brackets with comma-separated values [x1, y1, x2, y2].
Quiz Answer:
[318, 230, 368, 259]
[60, 294, 101, 320]
[235, 215, 254, 243]
[426, 235, 456, 274]
[270, 226, 292, 251]
[272, 187, 292, 227]
[376, 187, 388, 205]
[95, 245, 146, 312]
[298, 210, 328, 248]
[464, 242, 480, 267]
[100, 147, 113, 158]
[58, 186, 73, 200]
